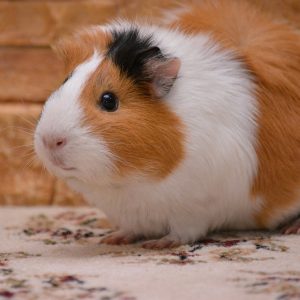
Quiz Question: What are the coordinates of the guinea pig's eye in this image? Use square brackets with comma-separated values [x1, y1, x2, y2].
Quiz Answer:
[99, 92, 119, 112]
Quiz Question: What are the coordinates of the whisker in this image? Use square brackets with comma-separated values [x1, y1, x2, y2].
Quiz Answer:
[0, 125, 35, 136]
[16, 104, 38, 128]
[21, 151, 36, 160]
[19, 155, 36, 173]
[39, 163, 49, 178]
[10, 144, 34, 151]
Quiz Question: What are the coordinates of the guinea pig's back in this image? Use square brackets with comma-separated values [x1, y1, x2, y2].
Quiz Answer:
[171, 0, 300, 228]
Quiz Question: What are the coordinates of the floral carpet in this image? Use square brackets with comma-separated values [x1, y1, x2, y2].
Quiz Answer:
[0, 207, 299, 300]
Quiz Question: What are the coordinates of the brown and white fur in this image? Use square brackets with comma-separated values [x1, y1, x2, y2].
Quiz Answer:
[34, 1, 300, 249]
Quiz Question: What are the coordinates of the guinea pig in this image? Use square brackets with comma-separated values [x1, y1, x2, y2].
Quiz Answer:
[34, 0, 300, 249]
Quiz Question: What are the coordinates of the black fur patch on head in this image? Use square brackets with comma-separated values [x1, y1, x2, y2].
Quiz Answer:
[107, 27, 164, 85]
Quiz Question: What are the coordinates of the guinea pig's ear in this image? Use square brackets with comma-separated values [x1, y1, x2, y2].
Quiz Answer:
[148, 57, 181, 98]
[141, 47, 181, 98]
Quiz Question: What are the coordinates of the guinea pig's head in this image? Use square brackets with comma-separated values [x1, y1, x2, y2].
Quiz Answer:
[34, 24, 184, 186]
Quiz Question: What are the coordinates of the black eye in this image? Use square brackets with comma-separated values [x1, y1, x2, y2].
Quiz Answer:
[99, 92, 119, 112]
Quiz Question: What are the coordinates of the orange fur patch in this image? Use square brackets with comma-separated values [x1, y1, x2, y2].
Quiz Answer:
[172, 0, 300, 227]
[80, 59, 184, 179]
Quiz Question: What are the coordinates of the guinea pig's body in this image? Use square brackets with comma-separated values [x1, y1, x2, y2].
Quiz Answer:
[35, 1, 300, 248]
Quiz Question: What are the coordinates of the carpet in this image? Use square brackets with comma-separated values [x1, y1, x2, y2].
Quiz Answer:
[0, 207, 299, 300]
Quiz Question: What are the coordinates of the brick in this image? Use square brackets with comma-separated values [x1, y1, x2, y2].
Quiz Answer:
[0, 0, 118, 47]
[0, 48, 63, 102]
[117, 0, 179, 23]
[0, 103, 54, 204]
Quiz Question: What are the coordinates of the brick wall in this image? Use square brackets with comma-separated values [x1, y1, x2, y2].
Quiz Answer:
[1, 0, 299, 205]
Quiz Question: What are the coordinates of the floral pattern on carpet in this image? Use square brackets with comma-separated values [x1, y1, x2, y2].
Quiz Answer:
[0, 207, 299, 300]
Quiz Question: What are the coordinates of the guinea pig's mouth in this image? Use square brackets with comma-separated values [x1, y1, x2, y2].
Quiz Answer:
[49, 156, 76, 172]
[60, 166, 77, 171]
[52, 162, 77, 172]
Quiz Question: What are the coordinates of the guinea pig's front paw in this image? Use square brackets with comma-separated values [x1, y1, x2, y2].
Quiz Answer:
[101, 231, 141, 245]
[142, 235, 181, 250]
[281, 217, 300, 234]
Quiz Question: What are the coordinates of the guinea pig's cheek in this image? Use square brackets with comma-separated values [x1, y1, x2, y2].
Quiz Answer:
[99, 109, 185, 179]
[77, 134, 115, 174]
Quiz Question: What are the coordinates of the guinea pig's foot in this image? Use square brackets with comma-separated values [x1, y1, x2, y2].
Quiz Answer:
[142, 236, 181, 250]
[101, 231, 140, 245]
[281, 218, 300, 234]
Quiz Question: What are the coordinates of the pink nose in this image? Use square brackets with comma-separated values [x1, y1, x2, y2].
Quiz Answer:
[42, 135, 67, 150]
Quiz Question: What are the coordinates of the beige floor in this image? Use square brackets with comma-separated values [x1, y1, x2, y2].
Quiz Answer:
[0, 206, 299, 300]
